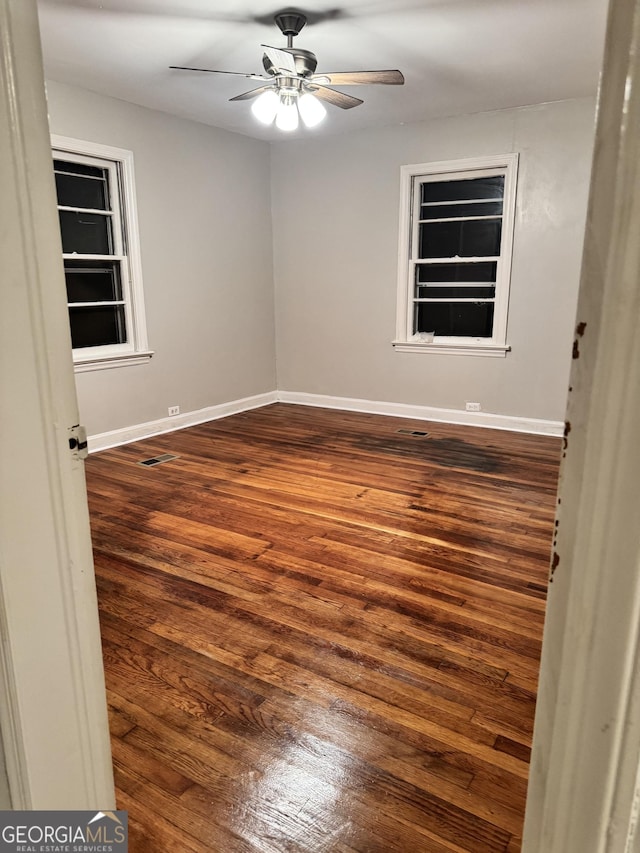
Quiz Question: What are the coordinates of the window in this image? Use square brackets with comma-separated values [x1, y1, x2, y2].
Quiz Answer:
[51, 136, 152, 371]
[394, 154, 518, 356]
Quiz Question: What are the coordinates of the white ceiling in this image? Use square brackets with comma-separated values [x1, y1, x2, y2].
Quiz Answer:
[36, 0, 610, 141]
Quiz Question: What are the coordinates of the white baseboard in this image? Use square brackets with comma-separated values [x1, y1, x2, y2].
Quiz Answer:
[88, 391, 278, 453]
[88, 389, 563, 452]
[277, 391, 564, 437]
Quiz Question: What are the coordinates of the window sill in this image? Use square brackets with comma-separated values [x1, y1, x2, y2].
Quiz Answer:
[392, 341, 510, 357]
[73, 350, 154, 373]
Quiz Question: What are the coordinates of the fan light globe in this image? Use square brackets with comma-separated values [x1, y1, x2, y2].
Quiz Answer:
[298, 92, 326, 128]
[275, 95, 299, 131]
[251, 90, 279, 124]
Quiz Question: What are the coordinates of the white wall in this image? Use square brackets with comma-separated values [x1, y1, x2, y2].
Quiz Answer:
[271, 98, 596, 423]
[44, 80, 276, 436]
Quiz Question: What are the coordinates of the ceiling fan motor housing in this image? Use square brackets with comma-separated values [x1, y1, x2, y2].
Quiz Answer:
[262, 48, 318, 78]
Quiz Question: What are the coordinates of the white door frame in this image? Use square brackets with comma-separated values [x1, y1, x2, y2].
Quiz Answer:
[523, 0, 640, 849]
[0, 0, 114, 808]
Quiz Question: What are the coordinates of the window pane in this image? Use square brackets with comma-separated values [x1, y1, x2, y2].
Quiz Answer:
[420, 201, 503, 220]
[417, 262, 497, 283]
[55, 172, 109, 210]
[69, 306, 127, 348]
[419, 219, 502, 258]
[416, 286, 495, 299]
[59, 210, 113, 255]
[54, 159, 105, 178]
[64, 260, 122, 303]
[421, 176, 505, 203]
[415, 302, 494, 337]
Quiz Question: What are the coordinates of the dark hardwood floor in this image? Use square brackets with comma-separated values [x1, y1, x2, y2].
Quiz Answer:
[86, 403, 561, 852]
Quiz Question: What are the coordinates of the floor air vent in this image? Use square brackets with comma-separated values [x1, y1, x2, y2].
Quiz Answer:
[137, 453, 180, 467]
[396, 429, 429, 437]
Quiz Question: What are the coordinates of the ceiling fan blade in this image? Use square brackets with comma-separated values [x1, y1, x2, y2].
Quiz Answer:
[170, 66, 269, 81]
[311, 70, 405, 86]
[310, 86, 364, 110]
[229, 85, 275, 102]
[261, 45, 297, 75]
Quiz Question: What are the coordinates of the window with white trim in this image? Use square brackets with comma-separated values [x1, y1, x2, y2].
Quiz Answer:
[394, 154, 518, 357]
[51, 136, 152, 372]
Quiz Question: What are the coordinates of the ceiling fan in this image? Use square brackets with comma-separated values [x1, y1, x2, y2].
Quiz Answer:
[170, 9, 404, 131]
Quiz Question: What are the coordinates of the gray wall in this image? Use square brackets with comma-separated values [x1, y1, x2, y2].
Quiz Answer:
[45, 85, 596, 433]
[45, 80, 276, 436]
[271, 98, 596, 422]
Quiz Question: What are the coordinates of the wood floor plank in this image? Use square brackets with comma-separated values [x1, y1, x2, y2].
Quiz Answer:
[86, 403, 561, 852]
[101, 609, 528, 834]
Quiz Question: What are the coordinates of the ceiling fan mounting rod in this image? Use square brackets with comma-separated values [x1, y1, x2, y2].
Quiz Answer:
[274, 10, 307, 48]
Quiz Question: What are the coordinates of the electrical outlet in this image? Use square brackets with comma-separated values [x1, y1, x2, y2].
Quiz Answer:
[465, 402, 481, 412]
[168, 406, 180, 417]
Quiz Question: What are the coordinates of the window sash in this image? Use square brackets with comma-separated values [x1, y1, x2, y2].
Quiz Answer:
[55, 153, 124, 256]
[63, 258, 134, 354]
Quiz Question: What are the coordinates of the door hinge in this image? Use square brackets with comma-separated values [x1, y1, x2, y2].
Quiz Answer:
[68, 424, 88, 460]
